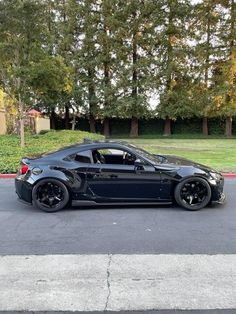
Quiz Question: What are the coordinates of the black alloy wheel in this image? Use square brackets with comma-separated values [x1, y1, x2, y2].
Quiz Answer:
[32, 179, 70, 212]
[174, 177, 211, 210]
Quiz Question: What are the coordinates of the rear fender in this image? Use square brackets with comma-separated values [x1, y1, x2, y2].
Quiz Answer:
[32, 168, 84, 197]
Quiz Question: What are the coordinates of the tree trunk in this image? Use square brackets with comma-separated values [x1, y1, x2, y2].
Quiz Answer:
[163, 117, 171, 136]
[50, 108, 56, 129]
[18, 97, 25, 148]
[129, 12, 139, 139]
[225, 116, 232, 138]
[88, 68, 97, 134]
[71, 107, 76, 131]
[129, 116, 138, 137]
[65, 105, 70, 129]
[224, 0, 235, 138]
[103, 117, 110, 137]
[89, 114, 96, 133]
[71, 115, 76, 131]
[103, 18, 111, 139]
[20, 117, 25, 148]
[202, 117, 208, 136]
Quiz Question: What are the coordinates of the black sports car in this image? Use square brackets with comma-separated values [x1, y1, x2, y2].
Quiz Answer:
[15, 139, 225, 212]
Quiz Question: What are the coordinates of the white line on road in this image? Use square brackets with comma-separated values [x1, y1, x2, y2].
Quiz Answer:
[1, 254, 236, 311]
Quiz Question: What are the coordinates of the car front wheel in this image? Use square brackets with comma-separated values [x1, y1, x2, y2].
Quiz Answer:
[174, 177, 211, 211]
[32, 179, 70, 212]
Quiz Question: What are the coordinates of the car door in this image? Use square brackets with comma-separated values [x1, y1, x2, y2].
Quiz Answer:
[86, 160, 163, 202]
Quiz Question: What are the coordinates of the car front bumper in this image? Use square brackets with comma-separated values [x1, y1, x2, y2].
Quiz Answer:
[215, 192, 226, 204]
[211, 176, 225, 204]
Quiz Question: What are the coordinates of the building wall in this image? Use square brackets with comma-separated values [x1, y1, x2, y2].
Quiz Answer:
[0, 110, 6, 135]
[35, 117, 50, 134]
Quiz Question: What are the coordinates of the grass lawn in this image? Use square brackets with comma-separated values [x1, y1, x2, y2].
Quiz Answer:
[117, 137, 236, 173]
[0, 130, 235, 173]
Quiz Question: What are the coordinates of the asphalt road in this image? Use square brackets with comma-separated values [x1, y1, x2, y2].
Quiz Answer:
[0, 179, 235, 255]
[1, 179, 236, 313]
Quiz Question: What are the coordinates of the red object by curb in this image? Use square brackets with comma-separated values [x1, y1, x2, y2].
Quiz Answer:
[222, 173, 236, 178]
[0, 174, 16, 178]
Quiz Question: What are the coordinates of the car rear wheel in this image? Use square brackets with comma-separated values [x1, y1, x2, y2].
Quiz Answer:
[32, 179, 70, 212]
[174, 177, 211, 211]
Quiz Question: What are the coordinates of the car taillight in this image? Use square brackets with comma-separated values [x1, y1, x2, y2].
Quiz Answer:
[20, 164, 28, 175]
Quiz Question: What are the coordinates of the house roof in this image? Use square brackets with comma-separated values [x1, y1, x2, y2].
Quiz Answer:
[28, 109, 41, 116]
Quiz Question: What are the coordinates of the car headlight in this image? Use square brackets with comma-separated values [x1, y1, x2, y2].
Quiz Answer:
[210, 172, 222, 181]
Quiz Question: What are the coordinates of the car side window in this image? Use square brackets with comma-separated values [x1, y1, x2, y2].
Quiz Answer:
[66, 150, 92, 163]
[75, 154, 91, 163]
[93, 148, 138, 165]
[92, 150, 106, 164]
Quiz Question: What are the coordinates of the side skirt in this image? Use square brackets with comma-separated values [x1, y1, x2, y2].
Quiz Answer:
[72, 200, 172, 207]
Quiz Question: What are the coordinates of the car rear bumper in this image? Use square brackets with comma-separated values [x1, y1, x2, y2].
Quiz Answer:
[15, 177, 32, 204]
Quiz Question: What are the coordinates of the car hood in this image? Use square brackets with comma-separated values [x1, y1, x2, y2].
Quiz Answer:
[158, 154, 218, 173]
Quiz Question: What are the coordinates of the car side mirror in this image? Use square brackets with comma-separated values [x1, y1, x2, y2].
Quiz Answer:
[134, 159, 145, 170]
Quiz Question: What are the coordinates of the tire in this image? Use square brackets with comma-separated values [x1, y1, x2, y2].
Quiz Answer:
[174, 177, 211, 211]
[32, 178, 70, 212]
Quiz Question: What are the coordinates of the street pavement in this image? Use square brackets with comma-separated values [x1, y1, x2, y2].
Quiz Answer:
[0, 179, 236, 313]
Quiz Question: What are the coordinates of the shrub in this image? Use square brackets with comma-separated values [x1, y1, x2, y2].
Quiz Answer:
[0, 130, 104, 173]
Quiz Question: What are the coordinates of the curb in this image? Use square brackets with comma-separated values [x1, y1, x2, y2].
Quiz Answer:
[222, 173, 236, 178]
[0, 174, 17, 178]
[1, 173, 236, 179]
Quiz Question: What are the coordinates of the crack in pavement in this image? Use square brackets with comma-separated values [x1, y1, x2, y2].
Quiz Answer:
[104, 253, 112, 313]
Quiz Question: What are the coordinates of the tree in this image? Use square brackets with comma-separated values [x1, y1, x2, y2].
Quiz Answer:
[0, 0, 48, 146]
[153, 0, 192, 135]
[202, 0, 236, 137]
[75, 0, 101, 133]
[96, 0, 122, 136]
[113, 0, 156, 137]
[28, 55, 72, 118]
[221, 0, 236, 137]
[53, 0, 82, 129]
[190, 0, 225, 135]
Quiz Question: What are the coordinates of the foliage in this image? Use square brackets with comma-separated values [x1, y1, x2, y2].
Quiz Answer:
[155, 0, 193, 119]
[54, 116, 233, 136]
[0, 0, 47, 102]
[0, 0, 235, 136]
[1, 131, 236, 173]
[27, 55, 73, 107]
[0, 130, 103, 173]
[0, 0, 51, 145]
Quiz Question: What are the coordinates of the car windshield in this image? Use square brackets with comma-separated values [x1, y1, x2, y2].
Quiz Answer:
[126, 143, 161, 164]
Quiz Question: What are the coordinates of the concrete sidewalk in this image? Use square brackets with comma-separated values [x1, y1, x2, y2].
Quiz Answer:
[1, 254, 236, 311]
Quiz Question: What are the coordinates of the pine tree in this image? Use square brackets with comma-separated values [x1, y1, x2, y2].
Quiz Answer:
[75, 0, 101, 133]
[222, 0, 235, 137]
[191, 0, 224, 135]
[95, 0, 121, 136]
[54, 0, 81, 130]
[114, 0, 156, 137]
[207, 0, 236, 137]
[153, 0, 192, 135]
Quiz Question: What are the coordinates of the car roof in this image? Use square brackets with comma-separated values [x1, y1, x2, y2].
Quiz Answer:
[43, 140, 135, 158]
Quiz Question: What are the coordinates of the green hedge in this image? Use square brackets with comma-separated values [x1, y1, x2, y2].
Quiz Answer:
[0, 130, 103, 173]
[54, 117, 235, 136]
